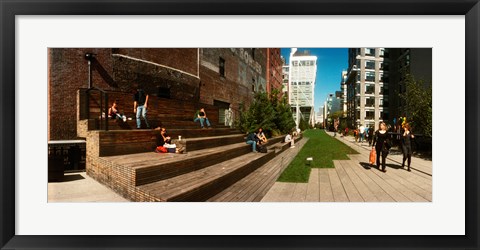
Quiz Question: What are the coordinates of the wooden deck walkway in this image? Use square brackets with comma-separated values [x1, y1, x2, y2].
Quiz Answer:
[261, 132, 432, 202]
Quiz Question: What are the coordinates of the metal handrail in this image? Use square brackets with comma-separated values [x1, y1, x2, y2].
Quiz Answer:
[86, 86, 109, 131]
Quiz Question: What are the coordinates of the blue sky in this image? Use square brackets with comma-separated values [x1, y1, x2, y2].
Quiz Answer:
[281, 48, 348, 113]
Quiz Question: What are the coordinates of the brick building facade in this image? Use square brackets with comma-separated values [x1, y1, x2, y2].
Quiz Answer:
[266, 48, 284, 96]
[48, 48, 281, 140]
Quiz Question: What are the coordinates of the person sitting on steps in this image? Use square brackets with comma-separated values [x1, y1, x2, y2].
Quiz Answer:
[245, 131, 259, 153]
[284, 131, 295, 148]
[108, 99, 126, 122]
[194, 107, 212, 129]
[256, 127, 268, 145]
[154, 127, 184, 154]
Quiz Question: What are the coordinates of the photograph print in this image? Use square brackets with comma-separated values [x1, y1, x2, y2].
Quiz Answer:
[47, 48, 432, 202]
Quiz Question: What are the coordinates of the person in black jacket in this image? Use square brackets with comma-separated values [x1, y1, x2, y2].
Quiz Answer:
[372, 122, 390, 173]
[401, 123, 415, 171]
[246, 132, 258, 153]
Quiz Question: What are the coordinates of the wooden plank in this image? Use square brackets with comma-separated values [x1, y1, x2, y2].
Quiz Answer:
[290, 183, 308, 202]
[344, 159, 394, 202]
[348, 154, 432, 201]
[305, 169, 320, 202]
[337, 160, 378, 202]
[141, 151, 275, 201]
[369, 168, 429, 202]
[327, 168, 349, 202]
[318, 169, 334, 202]
[350, 162, 411, 202]
[261, 182, 296, 202]
[215, 139, 308, 202]
[226, 156, 281, 202]
[239, 139, 308, 202]
[333, 160, 364, 202]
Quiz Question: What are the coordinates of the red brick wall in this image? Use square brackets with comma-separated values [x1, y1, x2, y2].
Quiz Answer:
[114, 48, 198, 77]
[198, 48, 267, 113]
[49, 48, 115, 140]
[267, 48, 284, 97]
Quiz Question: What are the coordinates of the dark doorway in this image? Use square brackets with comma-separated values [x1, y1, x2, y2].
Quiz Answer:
[214, 100, 230, 125]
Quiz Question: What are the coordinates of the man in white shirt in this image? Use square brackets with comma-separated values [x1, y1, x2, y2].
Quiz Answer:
[359, 125, 365, 142]
[285, 133, 295, 148]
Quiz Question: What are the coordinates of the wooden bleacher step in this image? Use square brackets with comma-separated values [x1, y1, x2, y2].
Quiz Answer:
[208, 137, 304, 202]
[87, 118, 232, 130]
[138, 149, 276, 202]
[104, 141, 253, 186]
[182, 134, 246, 152]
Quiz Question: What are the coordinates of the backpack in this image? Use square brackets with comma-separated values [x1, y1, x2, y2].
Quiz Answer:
[257, 145, 268, 153]
[246, 133, 257, 142]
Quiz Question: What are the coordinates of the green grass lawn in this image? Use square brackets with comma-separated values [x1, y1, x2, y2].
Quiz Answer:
[277, 129, 359, 183]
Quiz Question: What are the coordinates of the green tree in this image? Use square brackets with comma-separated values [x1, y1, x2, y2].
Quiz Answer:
[271, 90, 296, 135]
[329, 111, 345, 120]
[238, 90, 296, 136]
[299, 116, 309, 131]
[399, 72, 432, 136]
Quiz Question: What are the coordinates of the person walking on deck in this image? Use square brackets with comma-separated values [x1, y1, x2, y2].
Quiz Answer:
[401, 123, 415, 171]
[372, 122, 391, 173]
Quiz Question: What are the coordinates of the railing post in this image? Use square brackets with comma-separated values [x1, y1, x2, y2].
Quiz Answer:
[105, 93, 109, 131]
[99, 90, 103, 130]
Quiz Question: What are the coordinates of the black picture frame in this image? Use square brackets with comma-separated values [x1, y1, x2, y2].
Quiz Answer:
[1, 0, 478, 249]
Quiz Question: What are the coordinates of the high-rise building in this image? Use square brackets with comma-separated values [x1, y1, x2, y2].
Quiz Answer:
[340, 70, 348, 114]
[288, 48, 317, 128]
[388, 48, 432, 122]
[281, 57, 289, 96]
[345, 48, 388, 130]
[345, 48, 431, 130]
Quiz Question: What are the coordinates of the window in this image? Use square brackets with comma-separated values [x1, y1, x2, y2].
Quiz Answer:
[365, 85, 375, 94]
[365, 60, 375, 69]
[365, 71, 375, 82]
[219, 57, 225, 77]
[365, 48, 375, 56]
[252, 78, 255, 92]
[365, 98, 375, 107]
[366, 111, 375, 120]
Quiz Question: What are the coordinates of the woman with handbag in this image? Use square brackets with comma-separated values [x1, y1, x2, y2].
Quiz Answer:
[372, 122, 390, 173]
[401, 123, 415, 171]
